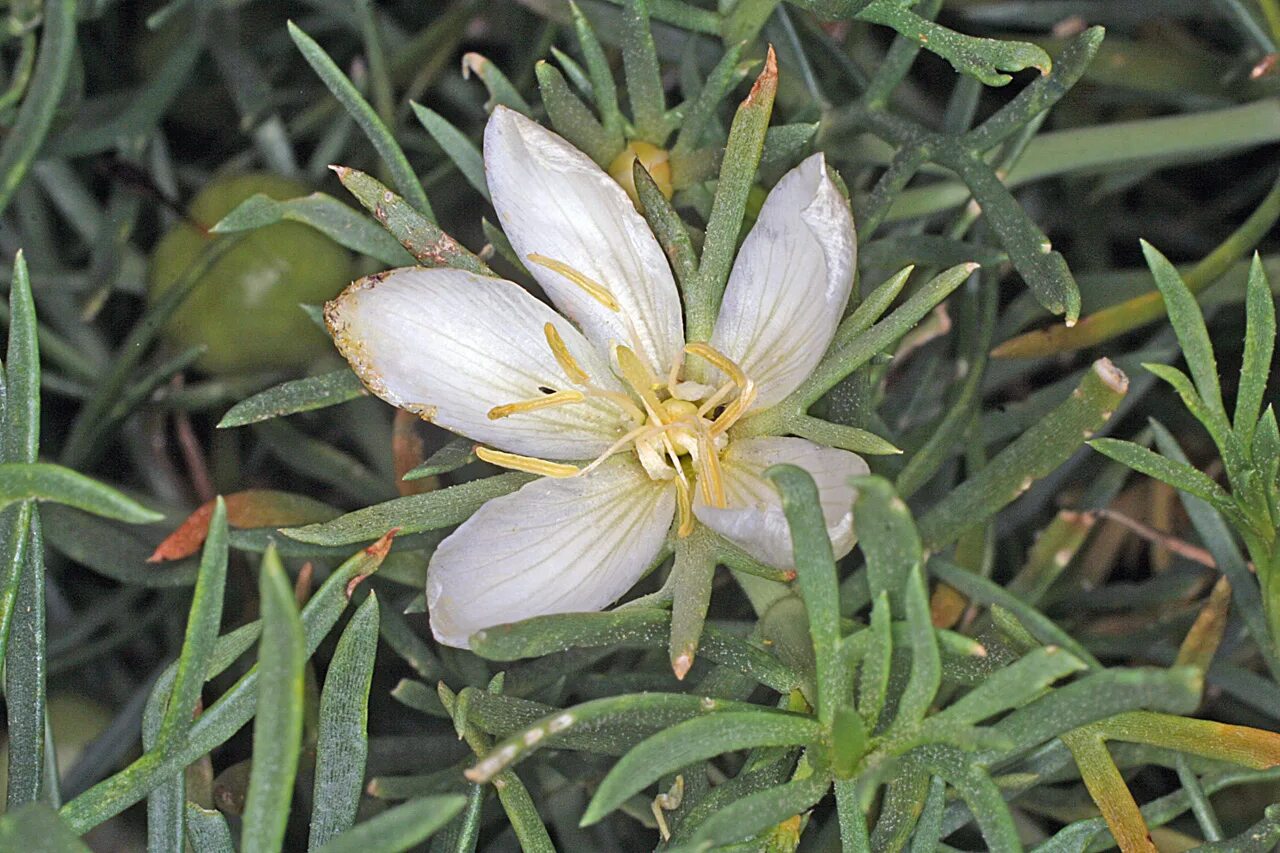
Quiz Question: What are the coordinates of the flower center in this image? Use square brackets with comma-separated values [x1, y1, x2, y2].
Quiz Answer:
[470, 261, 757, 539]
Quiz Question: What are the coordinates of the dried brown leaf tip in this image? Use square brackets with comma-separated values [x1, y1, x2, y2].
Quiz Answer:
[745, 45, 778, 107]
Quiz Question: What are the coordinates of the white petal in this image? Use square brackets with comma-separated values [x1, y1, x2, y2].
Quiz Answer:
[485, 107, 684, 376]
[709, 154, 857, 410]
[326, 266, 631, 460]
[427, 458, 675, 647]
[693, 437, 868, 568]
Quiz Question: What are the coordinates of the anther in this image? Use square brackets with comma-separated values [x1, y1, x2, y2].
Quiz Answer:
[476, 447, 579, 478]
[685, 342, 748, 388]
[543, 323, 591, 385]
[527, 254, 621, 311]
[614, 345, 667, 421]
[487, 389, 585, 420]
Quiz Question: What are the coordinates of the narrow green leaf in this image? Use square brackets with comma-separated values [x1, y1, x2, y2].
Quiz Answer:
[185, 803, 234, 853]
[552, 45, 594, 97]
[332, 166, 490, 274]
[61, 542, 388, 834]
[0, 802, 91, 852]
[760, 123, 819, 172]
[282, 472, 532, 545]
[1142, 239, 1226, 421]
[460, 51, 531, 113]
[6, 513, 47, 807]
[313, 796, 467, 853]
[988, 666, 1202, 762]
[241, 547, 307, 853]
[470, 608, 799, 692]
[211, 192, 415, 266]
[1143, 362, 1220, 436]
[633, 159, 697, 286]
[668, 535, 716, 677]
[843, 266, 913, 340]
[309, 594, 381, 850]
[5, 249, 40, 465]
[856, 591, 892, 731]
[687, 48, 777, 341]
[831, 704, 870, 779]
[870, 770, 930, 853]
[0, 463, 162, 523]
[680, 774, 829, 850]
[157, 498, 229, 747]
[583, 711, 820, 824]
[918, 359, 1128, 548]
[1175, 755, 1224, 843]
[894, 568, 941, 728]
[928, 646, 1086, 728]
[534, 61, 622, 165]
[857, 0, 1049, 86]
[671, 42, 745, 157]
[145, 499, 229, 851]
[465, 693, 769, 784]
[851, 476, 920, 613]
[620, 0, 668, 144]
[402, 437, 477, 480]
[1237, 254, 1276, 445]
[288, 21, 433, 220]
[835, 778, 872, 853]
[912, 747, 1021, 852]
[767, 464, 842, 727]
[928, 558, 1099, 668]
[218, 371, 368, 428]
[789, 262, 975, 409]
[410, 103, 490, 201]
[909, 777, 948, 853]
[568, 2, 622, 139]
[0, 0, 78, 216]
[1088, 438, 1238, 518]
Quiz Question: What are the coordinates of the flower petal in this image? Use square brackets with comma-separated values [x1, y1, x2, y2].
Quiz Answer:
[709, 154, 856, 410]
[427, 458, 675, 647]
[485, 106, 684, 375]
[693, 437, 868, 568]
[326, 266, 631, 460]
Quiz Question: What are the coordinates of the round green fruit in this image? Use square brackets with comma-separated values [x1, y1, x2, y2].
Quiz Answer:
[148, 173, 354, 375]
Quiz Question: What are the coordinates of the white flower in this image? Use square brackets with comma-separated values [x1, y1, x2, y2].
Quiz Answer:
[325, 107, 866, 648]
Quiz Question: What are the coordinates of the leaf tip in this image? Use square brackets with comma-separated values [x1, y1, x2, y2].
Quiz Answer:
[1092, 357, 1129, 395]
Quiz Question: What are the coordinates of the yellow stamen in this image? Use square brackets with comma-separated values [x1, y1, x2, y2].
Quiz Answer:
[527, 254, 621, 312]
[614, 345, 667, 421]
[674, 476, 695, 538]
[476, 447, 579, 478]
[666, 348, 684, 397]
[543, 323, 591, 385]
[695, 428, 727, 507]
[487, 390, 585, 420]
[696, 381, 736, 418]
[684, 342, 757, 436]
[710, 380, 757, 436]
[684, 342, 748, 388]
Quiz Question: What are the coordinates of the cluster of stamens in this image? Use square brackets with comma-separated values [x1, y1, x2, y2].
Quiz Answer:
[473, 255, 757, 537]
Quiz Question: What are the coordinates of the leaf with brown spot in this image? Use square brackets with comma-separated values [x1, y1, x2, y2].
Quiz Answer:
[148, 491, 341, 562]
